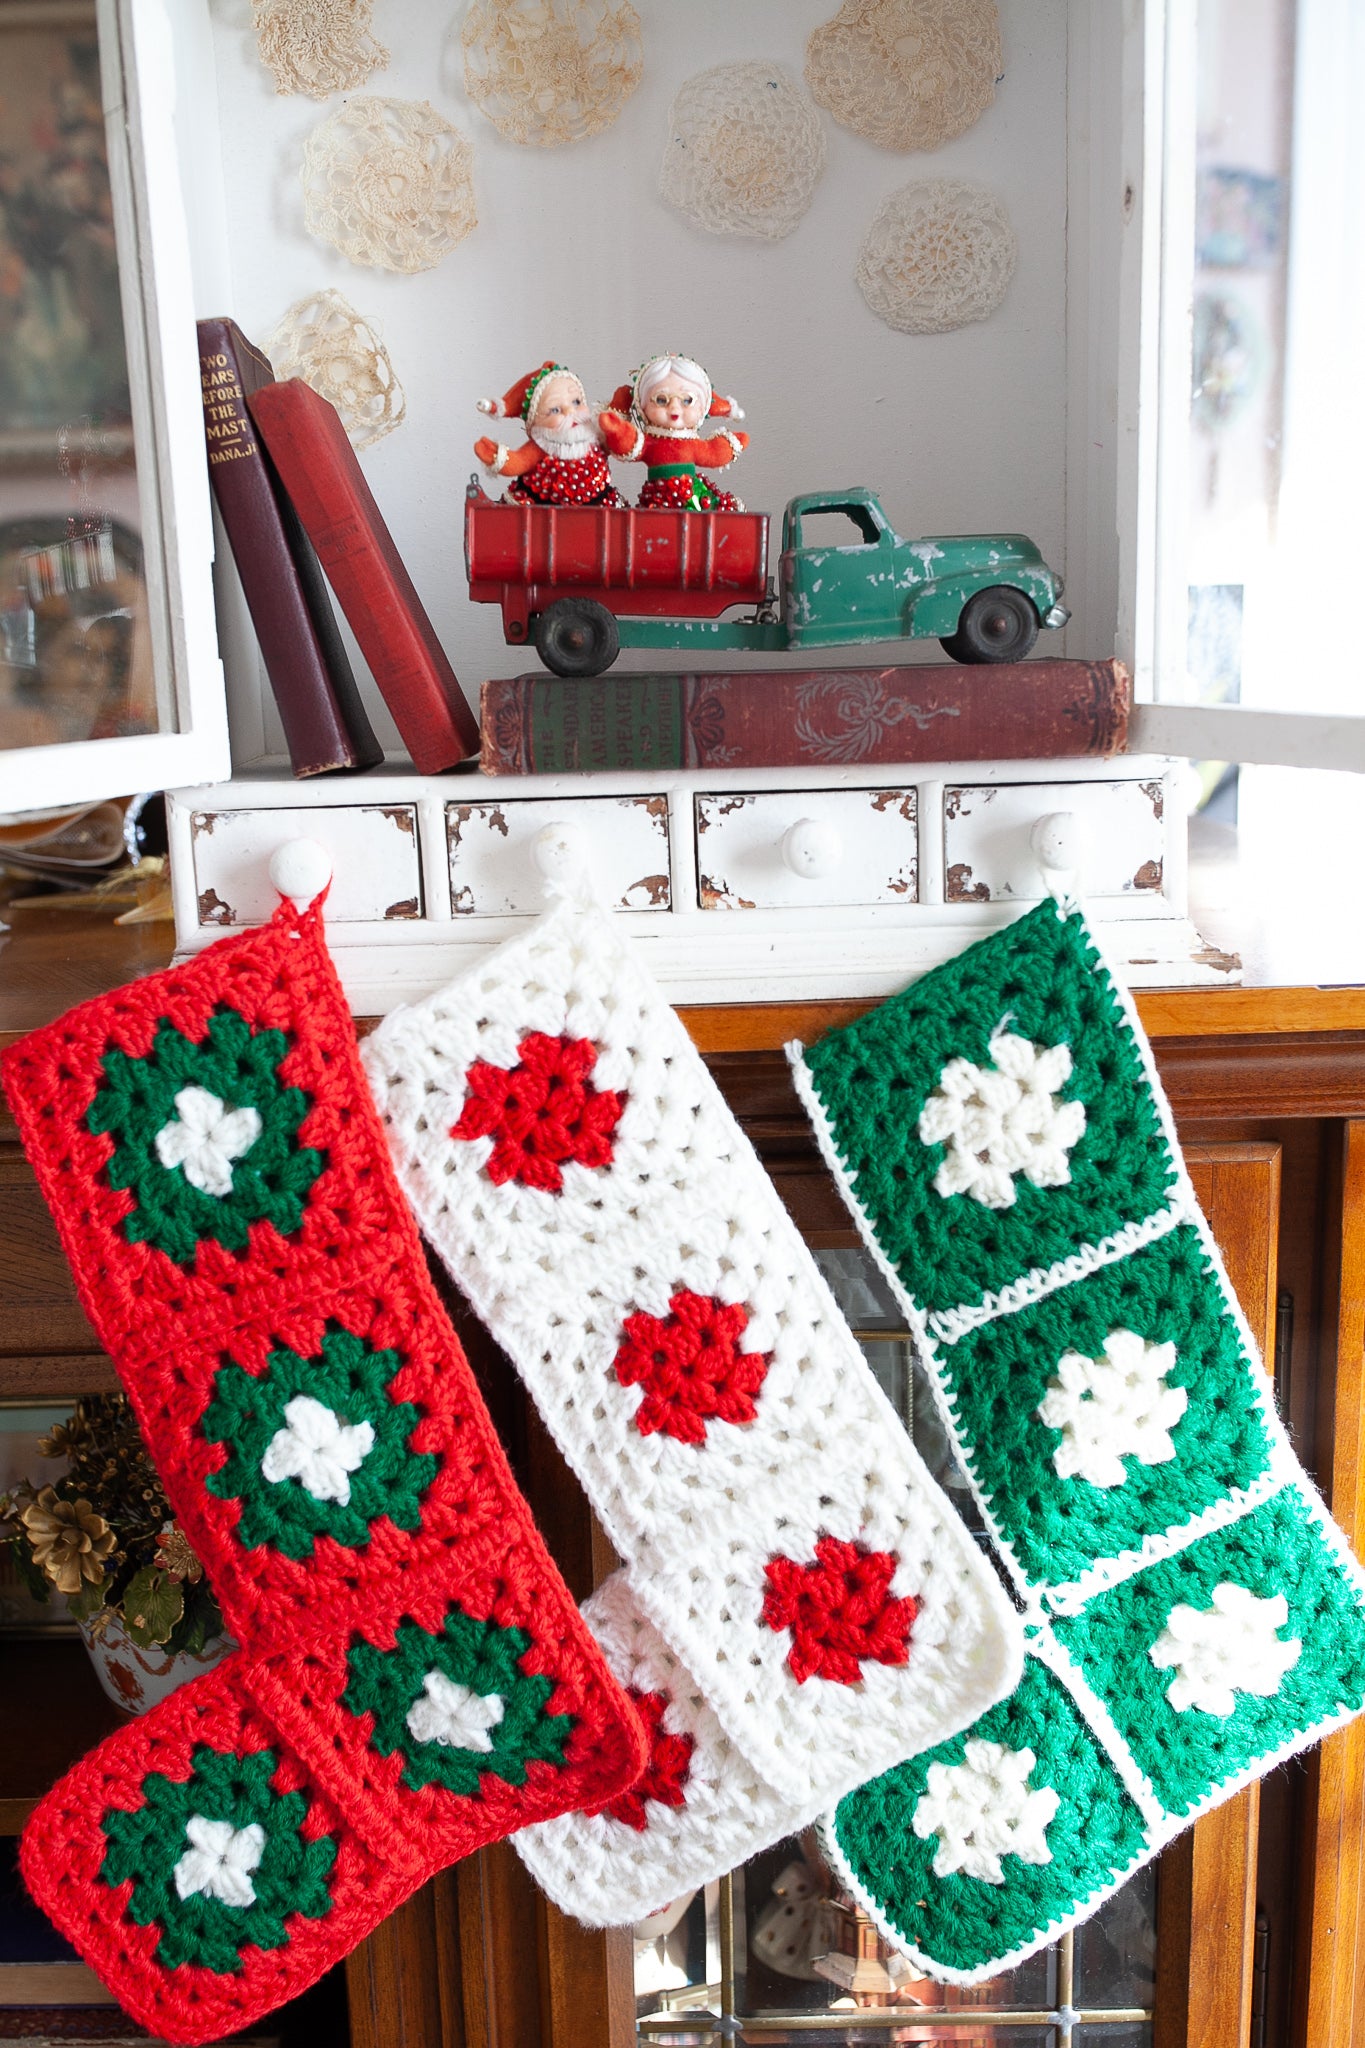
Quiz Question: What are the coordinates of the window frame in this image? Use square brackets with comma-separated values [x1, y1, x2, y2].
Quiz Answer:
[0, 0, 228, 818]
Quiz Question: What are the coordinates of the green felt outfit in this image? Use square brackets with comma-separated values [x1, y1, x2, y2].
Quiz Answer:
[791, 899, 1365, 1982]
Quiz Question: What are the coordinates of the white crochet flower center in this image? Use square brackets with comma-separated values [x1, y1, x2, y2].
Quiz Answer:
[173, 1815, 266, 1908]
[405, 1670, 506, 1752]
[1036, 1329, 1188, 1489]
[1149, 1583, 1302, 1717]
[918, 1028, 1086, 1210]
[154, 1087, 262, 1198]
[912, 1737, 1060, 1884]
[260, 1396, 375, 1506]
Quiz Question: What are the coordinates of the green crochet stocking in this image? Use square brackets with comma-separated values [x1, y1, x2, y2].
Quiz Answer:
[791, 899, 1365, 1982]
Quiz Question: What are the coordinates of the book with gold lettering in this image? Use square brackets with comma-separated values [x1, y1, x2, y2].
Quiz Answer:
[196, 316, 383, 777]
[248, 378, 478, 773]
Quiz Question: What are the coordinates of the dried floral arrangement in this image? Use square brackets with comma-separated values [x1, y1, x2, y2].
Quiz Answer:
[0, 1395, 222, 1654]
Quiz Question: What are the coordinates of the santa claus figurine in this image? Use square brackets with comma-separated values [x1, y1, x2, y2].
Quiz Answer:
[474, 361, 624, 507]
[598, 354, 748, 511]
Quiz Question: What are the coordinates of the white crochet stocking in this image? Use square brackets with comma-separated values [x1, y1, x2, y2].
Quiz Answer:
[362, 899, 1021, 1907]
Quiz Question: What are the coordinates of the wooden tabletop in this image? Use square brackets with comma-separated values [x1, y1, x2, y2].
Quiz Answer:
[4, 902, 1365, 1048]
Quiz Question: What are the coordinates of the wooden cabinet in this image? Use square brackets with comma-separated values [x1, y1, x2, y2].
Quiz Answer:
[3, 915, 1364, 2045]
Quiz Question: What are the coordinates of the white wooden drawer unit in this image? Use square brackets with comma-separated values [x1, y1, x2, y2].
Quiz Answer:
[169, 756, 1228, 1010]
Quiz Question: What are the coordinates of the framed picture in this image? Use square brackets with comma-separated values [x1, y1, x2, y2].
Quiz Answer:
[0, 0, 227, 815]
[0, 1400, 77, 1635]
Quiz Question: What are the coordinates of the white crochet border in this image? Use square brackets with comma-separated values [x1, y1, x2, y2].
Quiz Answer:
[820, 1479, 1365, 1986]
[786, 902, 1290, 1617]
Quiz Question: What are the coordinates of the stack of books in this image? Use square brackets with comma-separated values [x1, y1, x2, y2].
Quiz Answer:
[197, 318, 478, 778]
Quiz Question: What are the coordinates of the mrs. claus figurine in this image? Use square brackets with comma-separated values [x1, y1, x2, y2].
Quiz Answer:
[599, 353, 748, 510]
[474, 361, 625, 507]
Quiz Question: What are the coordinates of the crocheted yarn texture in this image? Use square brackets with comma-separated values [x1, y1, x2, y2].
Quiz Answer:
[1, 901, 645, 2037]
[20, 1663, 422, 2046]
[301, 97, 476, 273]
[805, 0, 1002, 153]
[461, 0, 643, 149]
[791, 899, 1365, 1980]
[660, 62, 828, 242]
[252, 0, 388, 99]
[362, 897, 1022, 1924]
[856, 177, 1016, 336]
[267, 289, 406, 450]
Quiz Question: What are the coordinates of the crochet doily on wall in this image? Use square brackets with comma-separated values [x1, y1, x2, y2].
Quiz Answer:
[266, 291, 406, 450]
[461, 0, 643, 148]
[660, 61, 828, 241]
[251, 0, 388, 99]
[302, 97, 477, 273]
[805, 0, 1002, 153]
[856, 178, 1015, 334]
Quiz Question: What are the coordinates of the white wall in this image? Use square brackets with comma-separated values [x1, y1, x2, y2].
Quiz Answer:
[192, 0, 1071, 763]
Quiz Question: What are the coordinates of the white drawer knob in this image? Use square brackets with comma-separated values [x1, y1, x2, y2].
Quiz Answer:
[1030, 810, 1089, 876]
[782, 817, 842, 880]
[532, 819, 591, 886]
[269, 836, 332, 906]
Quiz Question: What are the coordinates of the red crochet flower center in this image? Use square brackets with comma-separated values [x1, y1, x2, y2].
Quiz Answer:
[761, 1537, 918, 1687]
[450, 1033, 624, 1194]
[612, 1290, 770, 1445]
[597, 1688, 695, 1832]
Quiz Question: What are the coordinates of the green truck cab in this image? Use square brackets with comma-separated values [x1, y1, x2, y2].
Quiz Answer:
[777, 488, 1068, 662]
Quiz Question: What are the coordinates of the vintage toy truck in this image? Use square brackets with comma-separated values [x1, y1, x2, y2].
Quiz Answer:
[466, 479, 1068, 676]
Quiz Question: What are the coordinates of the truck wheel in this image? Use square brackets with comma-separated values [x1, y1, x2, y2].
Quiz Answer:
[940, 586, 1039, 664]
[534, 599, 621, 677]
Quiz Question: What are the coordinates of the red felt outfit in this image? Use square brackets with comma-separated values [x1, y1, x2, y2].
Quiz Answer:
[599, 356, 749, 510]
[597, 415, 747, 511]
[474, 361, 625, 508]
[473, 436, 624, 508]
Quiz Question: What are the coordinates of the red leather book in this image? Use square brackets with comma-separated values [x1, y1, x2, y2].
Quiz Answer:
[247, 379, 478, 772]
[196, 318, 383, 777]
[478, 660, 1132, 773]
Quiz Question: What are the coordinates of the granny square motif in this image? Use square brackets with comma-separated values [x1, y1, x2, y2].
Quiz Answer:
[363, 897, 1022, 1818]
[828, 1654, 1149, 1983]
[793, 898, 1365, 1980]
[20, 1661, 423, 2047]
[795, 899, 1179, 1328]
[514, 1570, 825, 1927]
[1, 900, 647, 1895]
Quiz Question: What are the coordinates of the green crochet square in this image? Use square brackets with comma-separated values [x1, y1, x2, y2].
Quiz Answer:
[942, 1225, 1274, 1594]
[829, 1655, 1148, 1978]
[801, 901, 1177, 1320]
[1052, 1487, 1365, 1817]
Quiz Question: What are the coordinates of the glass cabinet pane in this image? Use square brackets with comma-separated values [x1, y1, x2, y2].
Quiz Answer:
[0, 2, 166, 755]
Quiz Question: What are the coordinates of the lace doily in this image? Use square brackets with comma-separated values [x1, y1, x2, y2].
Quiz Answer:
[805, 0, 1002, 153]
[266, 290, 406, 450]
[855, 178, 1015, 334]
[251, 0, 388, 99]
[301, 97, 477, 273]
[461, 0, 643, 149]
[660, 61, 827, 241]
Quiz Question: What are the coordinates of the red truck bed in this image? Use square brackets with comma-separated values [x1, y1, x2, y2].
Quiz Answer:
[465, 482, 769, 635]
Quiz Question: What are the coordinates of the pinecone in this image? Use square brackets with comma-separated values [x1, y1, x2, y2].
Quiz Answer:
[21, 1487, 117, 1597]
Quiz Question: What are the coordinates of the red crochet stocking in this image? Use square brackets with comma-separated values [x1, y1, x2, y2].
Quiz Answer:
[2, 901, 644, 2034]
[20, 1661, 424, 2047]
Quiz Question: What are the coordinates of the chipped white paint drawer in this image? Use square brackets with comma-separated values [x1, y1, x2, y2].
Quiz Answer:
[447, 794, 670, 915]
[191, 805, 422, 926]
[696, 789, 917, 910]
[943, 779, 1165, 903]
